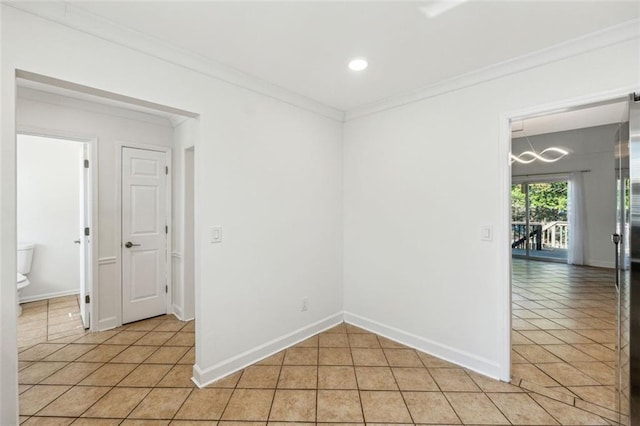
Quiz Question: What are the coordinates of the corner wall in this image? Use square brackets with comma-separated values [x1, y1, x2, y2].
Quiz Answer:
[342, 40, 639, 379]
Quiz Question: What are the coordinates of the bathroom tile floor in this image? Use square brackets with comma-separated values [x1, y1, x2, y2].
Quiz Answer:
[511, 258, 622, 422]
[18, 295, 86, 349]
[19, 314, 620, 425]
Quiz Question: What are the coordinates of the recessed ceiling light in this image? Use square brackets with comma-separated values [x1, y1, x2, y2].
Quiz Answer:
[348, 58, 368, 72]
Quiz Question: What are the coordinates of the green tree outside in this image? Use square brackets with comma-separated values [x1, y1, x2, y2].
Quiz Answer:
[512, 182, 568, 223]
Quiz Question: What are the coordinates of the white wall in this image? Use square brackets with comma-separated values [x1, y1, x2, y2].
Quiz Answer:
[17, 134, 83, 300]
[512, 123, 622, 268]
[343, 40, 639, 380]
[1, 6, 344, 422]
[16, 89, 175, 332]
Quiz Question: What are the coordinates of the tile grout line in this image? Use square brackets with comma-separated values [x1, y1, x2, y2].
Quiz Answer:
[381, 337, 415, 424]
[348, 325, 367, 424]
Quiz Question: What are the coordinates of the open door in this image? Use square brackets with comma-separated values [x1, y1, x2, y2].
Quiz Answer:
[621, 93, 640, 424]
[624, 93, 640, 424]
[78, 144, 91, 329]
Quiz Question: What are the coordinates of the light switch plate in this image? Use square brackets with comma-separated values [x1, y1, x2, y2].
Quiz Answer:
[210, 226, 222, 243]
[480, 226, 492, 241]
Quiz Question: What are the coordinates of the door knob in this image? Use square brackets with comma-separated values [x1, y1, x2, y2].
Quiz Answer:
[73, 239, 81, 244]
[125, 241, 141, 248]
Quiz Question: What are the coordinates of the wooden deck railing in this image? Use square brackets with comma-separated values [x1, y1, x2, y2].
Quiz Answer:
[512, 221, 568, 250]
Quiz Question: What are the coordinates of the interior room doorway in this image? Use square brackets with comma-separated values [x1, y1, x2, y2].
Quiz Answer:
[16, 132, 95, 348]
[508, 95, 631, 424]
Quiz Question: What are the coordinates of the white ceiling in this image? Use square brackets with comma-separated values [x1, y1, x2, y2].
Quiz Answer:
[69, 1, 639, 112]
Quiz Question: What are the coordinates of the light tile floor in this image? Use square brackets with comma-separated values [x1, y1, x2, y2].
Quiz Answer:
[18, 295, 86, 349]
[18, 314, 619, 425]
[511, 259, 622, 423]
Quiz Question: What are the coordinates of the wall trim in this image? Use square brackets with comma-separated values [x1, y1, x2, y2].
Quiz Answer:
[19, 289, 79, 303]
[172, 303, 184, 321]
[5, 2, 344, 123]
[343, 311, 504, 381]
[98, 256, 116, 266]
[587, 260, 615, 269]
[192, 312, 343, 388]
[10, 3, 636, 124]
[345, 19, 640, 121]
[97, 316, 119, 332]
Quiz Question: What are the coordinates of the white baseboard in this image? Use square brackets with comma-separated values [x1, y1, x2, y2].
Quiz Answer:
[171, 304, 193, 321]
[19, 289, 79, 303]
[97, 316, 120, 332]
[587, 260, 615, 269]
[343, 311, 504, 381]
[172, 304, 184, 320]
[192, 312, 344, 388]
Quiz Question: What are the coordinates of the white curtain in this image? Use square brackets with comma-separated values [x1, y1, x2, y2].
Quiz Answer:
[568, 171, 587, 265]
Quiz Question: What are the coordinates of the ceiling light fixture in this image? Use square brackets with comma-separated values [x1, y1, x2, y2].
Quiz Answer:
[510, 132, 569, 164]
[510, 147, 569, 164]
[348, 58, 368, 72]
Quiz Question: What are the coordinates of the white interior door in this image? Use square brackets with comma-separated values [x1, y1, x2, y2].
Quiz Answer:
[122, 147, 168, 324]
[79, 144, 90, 329]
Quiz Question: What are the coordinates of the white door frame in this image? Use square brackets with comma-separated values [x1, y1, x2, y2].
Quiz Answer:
[16, 124, 98, 332]
[116, 141, 172, 325]
[497, 85, 639, 382]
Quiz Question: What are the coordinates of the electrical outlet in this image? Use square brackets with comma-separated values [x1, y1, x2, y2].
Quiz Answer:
[301, 297, 309, 312]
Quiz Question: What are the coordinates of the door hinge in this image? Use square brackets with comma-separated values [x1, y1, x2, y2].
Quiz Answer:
[165, 225, 168, 234]
[84, 227, 90, 236]
[84, 159, 89, 168]
[165, 166, 169, 175]
[85, 294, 90, 304]
[165, 285, 168, 294]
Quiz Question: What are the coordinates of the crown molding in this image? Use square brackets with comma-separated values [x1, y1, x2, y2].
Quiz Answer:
[5, 1, 345, 123]
[7, 2, 637, 125]
[345, 18, 640, 121]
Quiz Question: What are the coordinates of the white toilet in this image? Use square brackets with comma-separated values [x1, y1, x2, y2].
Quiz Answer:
[17, 242, 35, 316]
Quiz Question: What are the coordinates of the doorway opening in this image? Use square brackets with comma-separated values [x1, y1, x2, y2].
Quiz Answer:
[12, 71, 200, 423]
[507, 96, 630, 423]
[16, 133, 95, 349]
